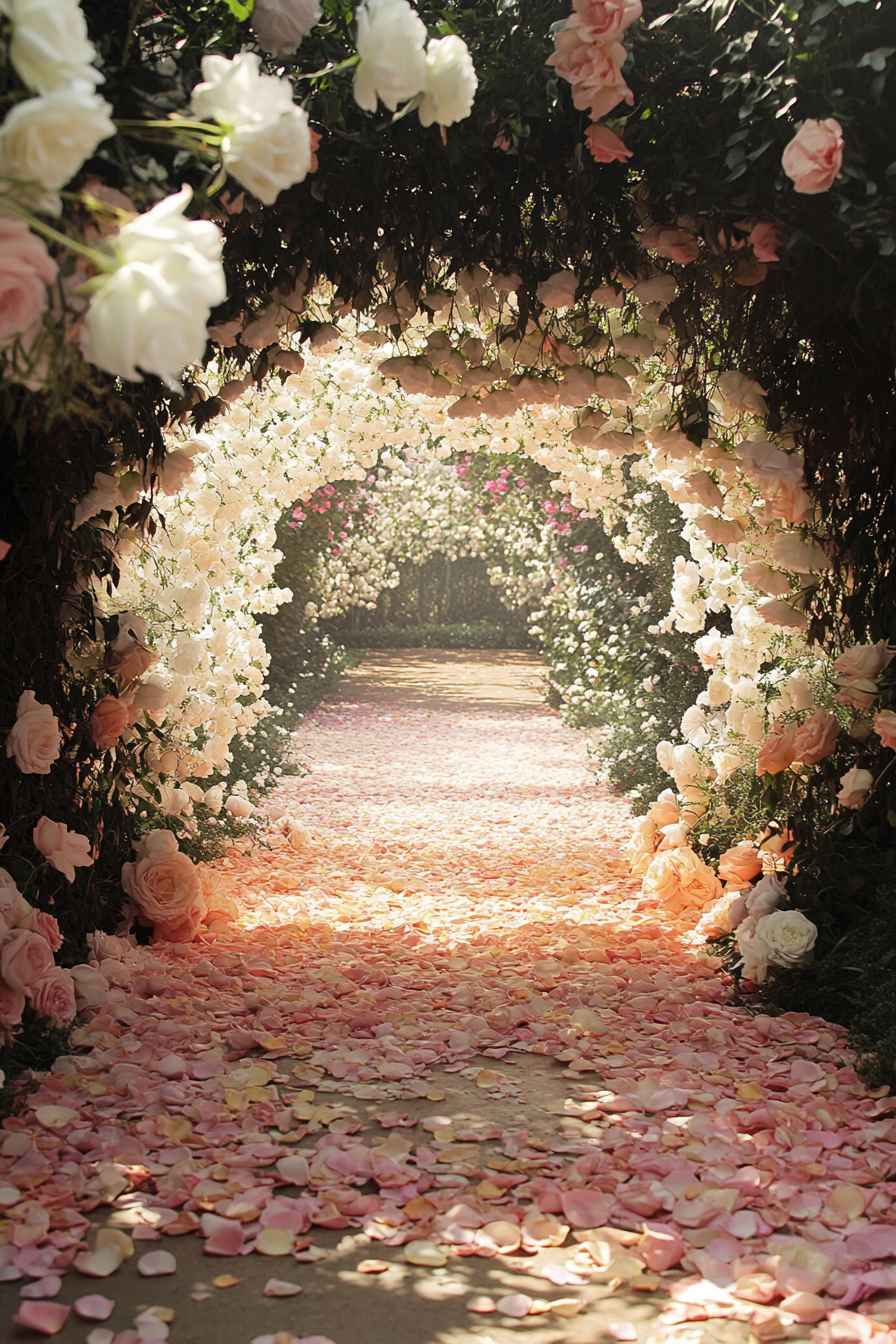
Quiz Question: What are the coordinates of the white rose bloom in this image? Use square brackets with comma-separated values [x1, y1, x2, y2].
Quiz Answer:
[252, 0, 322, 54]
[0, 89, 114, 210]
[191, 53, 311, 205]
[353, 0, 427, 113]
[755, 909, 818, 971]
[2, 0, 102, 94]
[418, 34, 477, 128]
[83, 187, 226, 386]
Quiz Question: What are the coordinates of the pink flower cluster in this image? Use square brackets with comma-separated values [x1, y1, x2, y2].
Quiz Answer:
[0, 867, 74, 1036]
[547, 0, 641, 164]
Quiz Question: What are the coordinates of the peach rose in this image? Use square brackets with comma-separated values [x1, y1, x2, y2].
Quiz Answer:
[756, 723, 798, 776]
[718, 840, 762, 887]
[584, 123, 632, 163]
[570, 0, 642, 42]
[0, 928, 55, 995]
[874, 709, 896, 750]
[0, 216, 58, 344]
[791, 709, 840, 766]
[782, 118, 843, 195]
[33, 817, 94, 883]
[29, 967, 77, 1026]
[642, 846, 723, 912]
[748, 220, 787, 262]
[121, 830, 205, 942]
[16, 908, 63, 952]
[648, 790, 680, 828]
[90, 695, 130, 750]
[833, 640, 895, 681]
[548, 31, 633, 119]
[5, 690, 61, 775]
[108, 640, 157, 686]
[836, 767, 873, 810]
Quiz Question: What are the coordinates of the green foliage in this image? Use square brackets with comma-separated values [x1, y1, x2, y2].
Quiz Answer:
[337, 620, 534, 649]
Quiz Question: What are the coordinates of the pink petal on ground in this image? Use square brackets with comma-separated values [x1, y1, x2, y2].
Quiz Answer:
[496, 1295, 533, 1318]
[560, 1189, 615, 1229]
[13, 1300, 70, 1335]
[74, 1295, 116, 1321]
[276, 1156, 310, 1186]
[137, 1251, 177, 1276]
[204, 1224, 246, 1257]
[640, 1226, 686, 1272]
[846, 1228, 896, 1260]
[20, 1276, 62, 1298]
[263, 1278, 303, 1296]
[780, 1292, 827, 1324]
[608, 1324, 638, 1340]
[541, 1263, 590, 1287]
[85, 1331, 115, 1344]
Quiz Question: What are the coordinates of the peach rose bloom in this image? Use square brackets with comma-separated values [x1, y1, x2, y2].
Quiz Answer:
[642, 847, 723, 911]
[833, 640, 895, 681]
[585, 122, 632, 163]
[570, 0, 642, 42]
[749, 220, 787, 262]
[874, 709, 896, 750]
[108, 642, 157, 686]
[791, 708, 840, 766]
[121, 830, 205, 942]
[33, 816, 94, 883]
[16, 908, 63, 952]
[756, 723, 798, 776]
[90, 695, 131, 750]
[0, 928, 55, 995]
[547, 31, 633, 119]
[29, 967, 77, 1026]
[782, 118, 843, 194]
[718, 840, 763, 887]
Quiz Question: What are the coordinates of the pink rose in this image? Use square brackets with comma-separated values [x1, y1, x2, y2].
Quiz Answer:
[5, 690, 61, 775]
[833, 641, 895, 681]
[791, 709, 840, 766]
[108, 640, 157, 687]
[121, 830, 205, 942]
[837, 767, 873, 810]
[0, 928, 55, 995]
[16, 908, 63, 952]
[570, 0, 642, 42]
[718, 841, 763, 887]
[585, 123, 632, 163]
[756, 723, 798, 776]
[748, 220, 787, 263]
[0, 870, 30, 927]
[782, 118, 843, 195]
[0, 978, 25, 1028]
[29, 967, 77, 1026]
[90, 695, 131, 751]
[33, 816, 94, 883]
[874, 710, 896, 750]
[0, 216, 58, 344]
[547, 32, 633, 119]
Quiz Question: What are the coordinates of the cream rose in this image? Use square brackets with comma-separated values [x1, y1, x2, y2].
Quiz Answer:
[782, 118, 843, 195]
[5, 0, 102, 94]
[755, 909, 818, 970]
[626, 815, 657, 875]
[90, 695, 130, 751]
[836, 766, 873, 810]
[5, 689, 61, 775]
[873, 710, 896, 750]
[353, 0, 427, 113]
[29, 966, 77, 1025]
[418, 35, 478, 128]
[0, 89, 115, 206]
[121, 830, 205, 942]
[33, 816, 94, 882]
[0, 927, 55, 994]
[791, 709, 840, 766]
[70, 962, 111, 1009]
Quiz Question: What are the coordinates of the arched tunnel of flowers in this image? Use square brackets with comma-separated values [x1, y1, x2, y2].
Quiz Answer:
[2, 0, 896, 1339]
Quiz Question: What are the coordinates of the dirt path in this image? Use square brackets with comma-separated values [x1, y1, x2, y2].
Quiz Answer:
[2, 655, 888, 1344]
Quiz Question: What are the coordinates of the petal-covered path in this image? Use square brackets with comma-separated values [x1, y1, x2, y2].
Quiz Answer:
[3, 655, 896, 1344]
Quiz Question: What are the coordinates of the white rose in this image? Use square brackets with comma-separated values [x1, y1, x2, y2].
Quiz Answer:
[5, 689, 61, 775]
[755, 909, 818, 971]
[3, 0, 102, 94]
[203, 785, 224, 814]
[735, 920, 770, 983]
[83, 187, 226, 386]
[225, 794, 255, 819]
[252, 0, 322, 53]
[353, 0, 427, 113]
[418, 34, 477, 128]
[191, 53, 311, 206]
[0, 89, 114, 210]
[836, 766, 874, 810]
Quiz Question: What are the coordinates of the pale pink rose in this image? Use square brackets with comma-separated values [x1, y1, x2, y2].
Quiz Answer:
[756, 723, 799, 776]
[70, 963, 111, 1008]
[584, 122, 632, 163]
[833, 641, 895, 682]
[0, 216, 58, 344]
[0, 928, 55, 995]
[641, 223, 699, 264]
[121, 831, 205, 942]
[748, 220, 787, 262]
[0, 978, 25, 1027]
[29, 967, 77, 1026]
[570, 0, 641, 41]
[33, 817, 94, 883]
[5, 690, 61, 775]
[874, 709, 896, 750]
[791, 709, 840, 766]
[547, 32, 633, 119]
[90, 695, 130, 751]
[0, 869, 30, 927]
[836, 767, 873, 810]
[16, 908, 63, 952]
[718, 840, 762, 887]
[108, 640, 157, 686]
[782, 118, 843, 194]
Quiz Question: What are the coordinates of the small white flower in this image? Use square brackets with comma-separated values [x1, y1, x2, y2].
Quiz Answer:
[418, 35, 478, 128]
[2, 0, 102, 94]
[353, 0, 427, 113]
[0, 88, 115, 214]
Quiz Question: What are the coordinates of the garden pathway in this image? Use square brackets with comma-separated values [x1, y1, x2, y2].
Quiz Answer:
[3, 655, 895, 1344]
